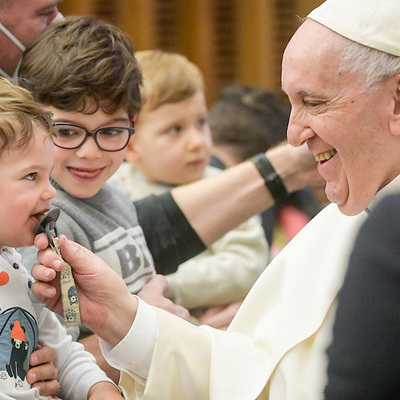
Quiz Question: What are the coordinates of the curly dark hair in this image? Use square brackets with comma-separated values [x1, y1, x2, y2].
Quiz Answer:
[19, 15, 142, 119]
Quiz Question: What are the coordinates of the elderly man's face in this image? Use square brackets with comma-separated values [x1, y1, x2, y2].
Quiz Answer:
[1, 0, 61, 47]
[282, 19, 400, 216]
[0, 0, 61, 75]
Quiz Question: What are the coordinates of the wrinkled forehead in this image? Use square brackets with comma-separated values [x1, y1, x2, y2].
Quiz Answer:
[284, 19, 344, 64]
[282, 20, 346, 89]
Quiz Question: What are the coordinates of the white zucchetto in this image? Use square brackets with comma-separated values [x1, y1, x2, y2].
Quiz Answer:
[308, 0, 400, 57]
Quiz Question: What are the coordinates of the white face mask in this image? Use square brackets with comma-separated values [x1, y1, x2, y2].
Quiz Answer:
[0, 12, 64, 84]
[52, 11, 64, 23]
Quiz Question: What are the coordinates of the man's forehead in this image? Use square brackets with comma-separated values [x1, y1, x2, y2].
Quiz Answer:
[282, 21, 347, 97]
[11, 0, 61, 13]
[283, 20, 343, 70]
[288, 19, 342, 51]
[33, 0, 62, 13]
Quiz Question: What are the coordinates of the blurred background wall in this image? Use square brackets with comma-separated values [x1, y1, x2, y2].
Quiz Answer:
[59, 0, 324, 106]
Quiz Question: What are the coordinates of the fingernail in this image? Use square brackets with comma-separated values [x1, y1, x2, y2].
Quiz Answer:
[53, 259, 61, 269]
[46, 287, 55, 297]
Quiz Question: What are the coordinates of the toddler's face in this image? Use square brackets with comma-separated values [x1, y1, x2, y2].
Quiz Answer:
[126, 90, 213, 185]
[46, 100, 131, 199]
[0, 125, 55, 250]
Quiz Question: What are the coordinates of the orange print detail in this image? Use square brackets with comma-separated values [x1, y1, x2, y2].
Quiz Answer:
[0, 271, 10, 286]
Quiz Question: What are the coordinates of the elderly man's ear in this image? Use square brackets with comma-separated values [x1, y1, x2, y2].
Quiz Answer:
[390, 74, 400, 136]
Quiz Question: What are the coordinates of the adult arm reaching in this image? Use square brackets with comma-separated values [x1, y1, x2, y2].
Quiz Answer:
[134, 142, 322, 273]
[171, 142, 322, 246]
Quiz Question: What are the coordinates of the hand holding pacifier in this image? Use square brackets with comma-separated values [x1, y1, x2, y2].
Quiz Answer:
[35, 209, 81, 327]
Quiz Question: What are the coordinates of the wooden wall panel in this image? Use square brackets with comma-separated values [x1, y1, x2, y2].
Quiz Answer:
[58, 0, 92, 15]
[236, 0, 274, 90]
[58, 0, 324, 105]
[118, 0, 156, 50]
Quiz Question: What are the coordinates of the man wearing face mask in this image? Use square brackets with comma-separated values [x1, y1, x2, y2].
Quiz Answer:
[0, 0, 63, 84]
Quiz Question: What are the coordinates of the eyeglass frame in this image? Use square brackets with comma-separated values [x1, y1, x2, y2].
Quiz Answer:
[52, 122, 135, 152]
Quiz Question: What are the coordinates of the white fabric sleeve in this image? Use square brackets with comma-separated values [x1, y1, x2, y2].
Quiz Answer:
[35, 304, 115, 400]
[100, 296, 158, 380]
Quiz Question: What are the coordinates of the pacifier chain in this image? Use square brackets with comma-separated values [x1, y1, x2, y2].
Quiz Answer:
[35, 209, 81, 327]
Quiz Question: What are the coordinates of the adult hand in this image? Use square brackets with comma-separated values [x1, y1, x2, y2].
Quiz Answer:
[267, 142, 324, 194]
[198, 301, 242, 329]
[31, 234, 138, 347]
[137, 275, 190, 321]
[27, 345, 60, 398]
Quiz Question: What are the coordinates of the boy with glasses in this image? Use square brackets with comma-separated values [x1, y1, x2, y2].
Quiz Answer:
[18, 15, 156, 298]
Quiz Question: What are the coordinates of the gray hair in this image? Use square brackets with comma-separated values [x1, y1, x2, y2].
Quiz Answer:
[338, 38, 400, 92]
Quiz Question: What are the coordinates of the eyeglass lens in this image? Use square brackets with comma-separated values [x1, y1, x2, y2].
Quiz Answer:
[54, 124, 131, 151]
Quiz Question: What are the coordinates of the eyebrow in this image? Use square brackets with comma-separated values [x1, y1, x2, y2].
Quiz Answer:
[53, 117, 131, 126]
[36, 0, 63, 14]
[296, 90, 315, 97]
[21, 163, 51, 173]
[281, 86, 326, 99]
[109, 117, 131, 125]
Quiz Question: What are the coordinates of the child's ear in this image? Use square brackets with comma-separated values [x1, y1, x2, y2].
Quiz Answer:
[124, 138, 141, 164]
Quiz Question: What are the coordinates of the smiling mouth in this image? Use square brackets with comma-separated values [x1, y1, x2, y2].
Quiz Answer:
[314, 149, 337, 163]
[69, 167, 103, 178]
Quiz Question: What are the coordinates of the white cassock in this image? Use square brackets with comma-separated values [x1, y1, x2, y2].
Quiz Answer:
[103, 176, 400, 400]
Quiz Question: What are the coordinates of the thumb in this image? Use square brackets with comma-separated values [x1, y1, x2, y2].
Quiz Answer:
[57, 235, 111, 278]
[57, 235, 93, 273]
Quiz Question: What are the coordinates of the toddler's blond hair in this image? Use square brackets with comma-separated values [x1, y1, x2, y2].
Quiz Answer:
[136, 50, 204, 111]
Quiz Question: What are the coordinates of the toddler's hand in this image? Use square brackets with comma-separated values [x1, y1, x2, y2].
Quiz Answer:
[138, 274, 190, 321]
[28, 345, 60, 397]
[88, 382, 124, 399]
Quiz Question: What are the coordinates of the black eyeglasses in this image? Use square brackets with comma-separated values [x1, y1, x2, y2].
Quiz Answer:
[53, 122, 135, 152]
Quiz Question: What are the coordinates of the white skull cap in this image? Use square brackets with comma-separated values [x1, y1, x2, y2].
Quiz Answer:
[308, 0, 400, 57]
